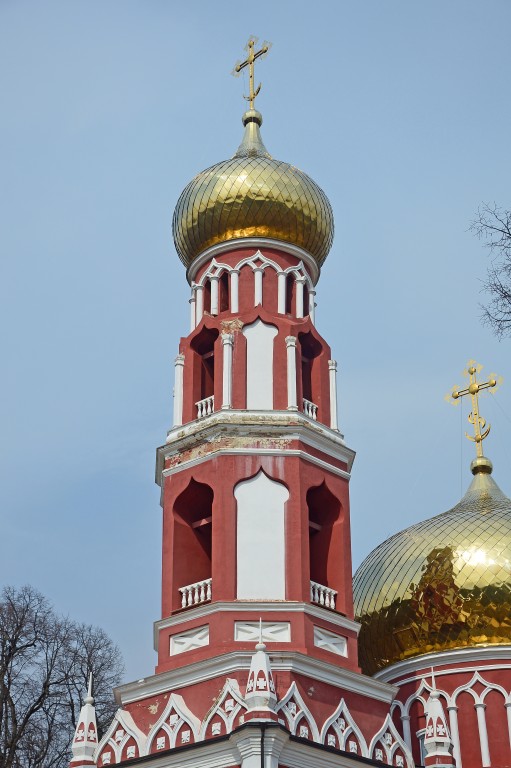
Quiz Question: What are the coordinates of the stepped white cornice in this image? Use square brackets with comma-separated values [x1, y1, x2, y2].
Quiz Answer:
[374, 645, 511, 684]
[154, 600, 361, 638]
[115, 649, 396, 707]
[157, 410, 355, 486]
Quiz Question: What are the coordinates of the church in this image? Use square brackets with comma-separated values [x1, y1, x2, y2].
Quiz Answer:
[69, 40, 511, 768]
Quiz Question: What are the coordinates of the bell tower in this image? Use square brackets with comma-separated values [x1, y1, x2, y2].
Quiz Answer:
[88, 41, 413, 768]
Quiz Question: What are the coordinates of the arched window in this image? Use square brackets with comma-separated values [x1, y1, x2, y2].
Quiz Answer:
[285, 273, 294, 314]
[191, 327, 219, 414]
[203, 279, 212, 314]
[303, 283, 310, 317]
[173, 478, 213, 610]
[219, 271, 229, 313]
[307, 482, 341, 589]
[299, 331, 322, 415]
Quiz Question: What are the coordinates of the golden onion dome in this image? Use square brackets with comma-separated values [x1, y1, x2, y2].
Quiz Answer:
[353, 460, 511, 676]
[172, 109, 334, 270]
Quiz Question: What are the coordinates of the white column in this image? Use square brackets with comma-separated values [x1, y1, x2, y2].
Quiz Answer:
[401, 714, 412, 750]
[328, 360, 339, 430]
[447, 705, 461, 767]
[189, 288, 196, 332]
[254, 267, 264, 306]
[285, 336, 298, 411]
[221, 333, 234, 409]
[505, 702, 511, 751]
[195, 284, 204, 323]
[210, 276, 219, 315]
[295, 277, 305, 318]
[277, 271, 286, 314]
[230, 270, 239, 313]
[475, 702, 491, 767]
[309, 289, 316, 324]
[173, 354, 185, 427]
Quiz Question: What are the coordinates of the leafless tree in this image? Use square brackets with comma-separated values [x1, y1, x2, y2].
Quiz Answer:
[0, 585, 124, 768]
[470, 203, 511, 338]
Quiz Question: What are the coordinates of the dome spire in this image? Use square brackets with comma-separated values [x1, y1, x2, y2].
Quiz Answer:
[447, 359, 502, 474]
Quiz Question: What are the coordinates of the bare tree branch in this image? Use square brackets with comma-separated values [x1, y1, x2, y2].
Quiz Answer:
[0, 585, 124, 768]
[470, 203, 511, 338]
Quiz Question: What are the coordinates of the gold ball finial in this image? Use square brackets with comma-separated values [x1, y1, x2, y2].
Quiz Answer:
[470, 456, 493, 475]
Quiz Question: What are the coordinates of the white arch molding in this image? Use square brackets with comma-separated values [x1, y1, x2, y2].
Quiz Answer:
[235, 471, 289, 600]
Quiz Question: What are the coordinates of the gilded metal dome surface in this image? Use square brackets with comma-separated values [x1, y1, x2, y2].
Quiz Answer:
[172, 110, 334, 269]
[353, 466, 511, 676]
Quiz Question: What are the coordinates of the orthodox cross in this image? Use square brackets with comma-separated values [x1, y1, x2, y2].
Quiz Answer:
[448, 361, 499, 457]
[232, 36, 271, 110]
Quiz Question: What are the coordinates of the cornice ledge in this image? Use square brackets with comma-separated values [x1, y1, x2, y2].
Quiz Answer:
[153, 600, 361, 638]
[186, 238, 320, 285]
[115, 650, 395, 706]
[373, 644, 511, 684]
[157, 411, 355, 485]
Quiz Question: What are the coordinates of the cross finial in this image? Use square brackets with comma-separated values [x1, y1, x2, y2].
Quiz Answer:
[232, 36, 272, 110]
[447, 360, 501, 458]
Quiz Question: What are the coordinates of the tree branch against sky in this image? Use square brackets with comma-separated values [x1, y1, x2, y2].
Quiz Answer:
[471, 203, 511, 339]
[0, 585, 124, 768]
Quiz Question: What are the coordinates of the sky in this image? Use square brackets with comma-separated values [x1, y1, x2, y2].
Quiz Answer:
[1, 1, 511, 683]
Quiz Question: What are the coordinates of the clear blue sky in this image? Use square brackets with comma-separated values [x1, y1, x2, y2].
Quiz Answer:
[1, 1, 510, 682]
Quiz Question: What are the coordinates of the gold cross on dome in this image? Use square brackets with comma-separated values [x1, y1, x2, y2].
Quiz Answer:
[232, 36, 272, 110]
[447, 360, 501, 457]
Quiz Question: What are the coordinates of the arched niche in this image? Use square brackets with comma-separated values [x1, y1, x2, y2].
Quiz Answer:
[307, 481, 341, 588]
[298, 330, 322, 405]
[190, 326, 219, 405]
[172, 478, 214, 610]
[235, 471, 289, 599]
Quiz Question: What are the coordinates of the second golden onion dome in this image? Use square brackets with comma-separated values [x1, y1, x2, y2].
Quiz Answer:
[353, 464, 511, 676]
[172, 110, 334, 270]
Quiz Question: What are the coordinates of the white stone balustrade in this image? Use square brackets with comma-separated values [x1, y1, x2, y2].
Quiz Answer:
[179, 578, 212, 608]
[310, 580, 337, 609]
[196, 395, 214, 418]
[303, 398, 318, 420]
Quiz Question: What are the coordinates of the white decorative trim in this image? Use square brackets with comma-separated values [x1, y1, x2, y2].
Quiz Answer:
[172, 354, 185, 427]
[253, 266, 263, 305]
[186, 238, 320, 285]
[221, 333, 233, 409]
[162, 409, 353, 470]
[368, 714, 414, 768]
[116, 649, 394, 707]
[210, 274, 219, 315]
[276, 681, 320, 741]
[313, 626, 347, 657]
[155, 600, 360, 636]
[320, 698, 368, 755]
[328, 360, 338, 431]
[195, 284, 204, 323]
[94, 709, 146, 764]
[285, 336, 298, 411]
[145, 693, 201, 753]
[230, 270, 239, 313]
[374, 645, 511, 683]
[163, 446, 352, 482]
[199, 679, 247, 739]
[189, 293, 196, 332]
[170, 625, 209, 656]
[234, 620, 291, 643]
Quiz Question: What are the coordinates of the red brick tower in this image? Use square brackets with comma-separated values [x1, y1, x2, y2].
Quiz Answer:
[77, 40, 413, 768]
